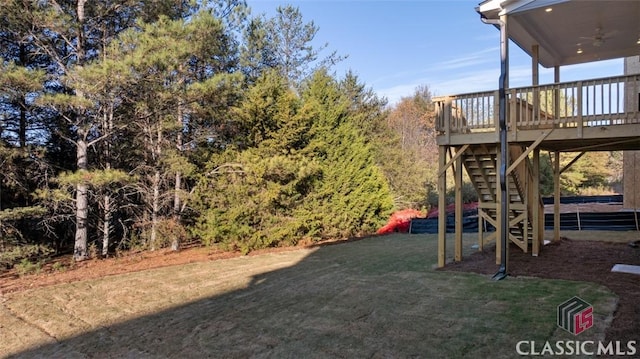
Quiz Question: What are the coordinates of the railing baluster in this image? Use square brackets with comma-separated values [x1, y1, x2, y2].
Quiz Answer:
[432, 75, 637, 136]
[577, 81, 583, 137]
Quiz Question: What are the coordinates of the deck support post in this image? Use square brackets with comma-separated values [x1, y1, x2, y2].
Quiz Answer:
[554, 67, 561, 121]
[532, 45, 540, 127]
[553, 151, 561, 242]
[532, 148, 541, 255]
[455, 148, 463, 262]
[532, 45, 539, 87]
[438, 145, 447, 268]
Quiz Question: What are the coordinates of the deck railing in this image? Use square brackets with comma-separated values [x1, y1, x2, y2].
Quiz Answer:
[435, 74, 640, 135]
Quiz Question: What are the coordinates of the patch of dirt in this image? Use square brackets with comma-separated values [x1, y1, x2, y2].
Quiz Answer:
[0, 246, 235, 295]
[441, 236, 640, 346]
[0, 237, 363, 295]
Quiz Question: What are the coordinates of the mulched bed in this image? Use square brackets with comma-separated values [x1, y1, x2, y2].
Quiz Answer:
[440, 236, 640, 345]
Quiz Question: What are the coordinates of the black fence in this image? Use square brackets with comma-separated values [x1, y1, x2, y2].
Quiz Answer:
[409, 210, 481, 234]
[543, 211, 639, 231]
[541, 194, 622, 205]
[409, 195, 636, 234]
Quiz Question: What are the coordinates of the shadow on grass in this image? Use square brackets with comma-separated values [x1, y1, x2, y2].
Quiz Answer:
[6, 234, 618, 359]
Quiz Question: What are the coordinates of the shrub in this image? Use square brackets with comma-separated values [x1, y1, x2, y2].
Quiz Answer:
[0, 244, 53, 270]
[15, 258, 43, 276]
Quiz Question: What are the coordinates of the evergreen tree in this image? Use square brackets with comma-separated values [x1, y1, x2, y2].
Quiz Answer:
[191, 69, 394, 251]
[107, 11, 242, 250]
[241, 5, 344, 88]
[299, 71, 394, 237]
[3, 0, 199, 260]
[191, 70, 319, 251]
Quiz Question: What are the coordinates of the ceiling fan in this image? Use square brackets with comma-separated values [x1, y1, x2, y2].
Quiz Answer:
[580, 26, 618, 47]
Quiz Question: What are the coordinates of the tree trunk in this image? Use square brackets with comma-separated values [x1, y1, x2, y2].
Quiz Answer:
[74, 138, 89, 261]
[150, 123, 162, 250]
[19, 95, 27, 148]
[172, 171, 181, 251]
[101, 107, 114, 257]
[172, 105, 184, 251]
[73, 0, 89, 261]
[18, 44, 27, 147]
[102, 193, 111, 256]
[151, 170, 160, 250]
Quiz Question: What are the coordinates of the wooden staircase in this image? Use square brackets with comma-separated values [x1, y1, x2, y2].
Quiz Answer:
[461, 144, 544, 255]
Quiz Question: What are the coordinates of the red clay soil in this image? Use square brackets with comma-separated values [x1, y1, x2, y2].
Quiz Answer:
[0, 246, 232, 294]
[441, 236, 640, 346]
[0, 238, 359, 295]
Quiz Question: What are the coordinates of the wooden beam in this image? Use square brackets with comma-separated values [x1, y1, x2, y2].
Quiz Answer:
[509, 89, 518, 142]
[478, 207, 485, 252]
[532, 44, 539, 86]
[479, 209, 497, 246]
[437, 144, 470, 177]
[532, 44, 540, 130]
[553, 151, 560, 242]
[438, 146, 447, 268]
[563, 138, 640, 153]
[577, 81, 583, 137]
[509, 212, 527, 226]
[554, 66, 561, 121]
[458, 123, 640, 146]
[444, 98, 451, 145]
[455, 154, 463, 262]
[505, 129, 552, 176]
[532, 148, 541, 256]
[560, 152, 585, 174]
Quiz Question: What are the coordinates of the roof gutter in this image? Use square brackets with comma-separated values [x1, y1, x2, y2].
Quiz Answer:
[481, 14, 509, 281]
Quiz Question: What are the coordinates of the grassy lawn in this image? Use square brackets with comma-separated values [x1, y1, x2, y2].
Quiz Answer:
[1, 233, 617, 358]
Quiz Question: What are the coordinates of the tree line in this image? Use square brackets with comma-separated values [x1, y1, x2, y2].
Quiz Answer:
[0, 0, 620, 269]
[0, 0, 441, 267]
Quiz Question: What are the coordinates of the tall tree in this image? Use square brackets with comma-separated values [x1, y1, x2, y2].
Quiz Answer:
[299, 70, 394, 237]
[191, 69, 316, 252]
[241, 5, 344, 87]
[109, 11, 241, 250]
[0, 0, 51, 148]
[381, 86, 437, 208]
[21, 0, 197, 260]
[192, 69, 393, 251]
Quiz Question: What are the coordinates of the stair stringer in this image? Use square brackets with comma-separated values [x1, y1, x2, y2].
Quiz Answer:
[461, 144, 543, 254]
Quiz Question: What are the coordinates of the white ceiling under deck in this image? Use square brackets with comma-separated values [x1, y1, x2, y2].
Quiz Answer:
[477, 0, 640, 68]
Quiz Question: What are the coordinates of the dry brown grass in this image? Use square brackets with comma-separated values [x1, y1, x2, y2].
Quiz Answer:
[0, 233, 623, 358]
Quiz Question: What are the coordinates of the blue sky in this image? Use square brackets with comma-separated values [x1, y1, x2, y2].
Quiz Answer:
[246, 0, 624, 104]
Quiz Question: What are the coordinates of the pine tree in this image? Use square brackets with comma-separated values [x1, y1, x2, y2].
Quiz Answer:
[298, 71, 394, 237]
[106, 11, 242, 250]
[241, 5, 344, 88]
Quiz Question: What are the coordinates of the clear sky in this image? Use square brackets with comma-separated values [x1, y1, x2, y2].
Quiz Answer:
[246, 0, 624, 104]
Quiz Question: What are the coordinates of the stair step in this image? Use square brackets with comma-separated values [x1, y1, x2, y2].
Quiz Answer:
[461, 145, 544, 245]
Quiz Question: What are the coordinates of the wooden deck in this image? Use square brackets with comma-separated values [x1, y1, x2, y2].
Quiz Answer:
[434, 74, 640, 151]
[434, 74, 640, 268]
